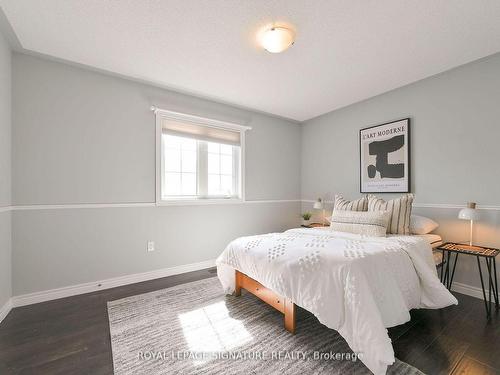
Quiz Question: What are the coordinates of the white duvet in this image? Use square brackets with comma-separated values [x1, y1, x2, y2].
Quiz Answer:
[216, 228, 457, 375]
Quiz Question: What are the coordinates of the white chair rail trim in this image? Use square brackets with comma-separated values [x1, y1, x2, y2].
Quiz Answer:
[301, 200, 500, 211]
[3, 201, 500, 211]
[6, 200, 301, 211]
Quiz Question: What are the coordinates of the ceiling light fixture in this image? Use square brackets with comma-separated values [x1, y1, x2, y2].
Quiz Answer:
[260, 26, 295, 53]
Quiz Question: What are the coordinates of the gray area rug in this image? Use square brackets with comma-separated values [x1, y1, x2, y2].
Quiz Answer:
[108, 277, 424, 375]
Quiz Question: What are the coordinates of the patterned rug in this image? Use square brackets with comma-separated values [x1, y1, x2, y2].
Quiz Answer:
[107, 277, 423, 375]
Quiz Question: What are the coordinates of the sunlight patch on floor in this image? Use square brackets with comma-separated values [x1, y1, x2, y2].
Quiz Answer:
[178, 300, 253, 364]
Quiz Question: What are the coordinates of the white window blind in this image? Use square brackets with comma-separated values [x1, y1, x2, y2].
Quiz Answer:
[154, 108, 250, 203]
[161, 119, 241, 146]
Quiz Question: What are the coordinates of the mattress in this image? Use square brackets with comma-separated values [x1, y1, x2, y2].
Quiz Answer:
[415, 233, 443, 248]
[415, 234, 444, 266]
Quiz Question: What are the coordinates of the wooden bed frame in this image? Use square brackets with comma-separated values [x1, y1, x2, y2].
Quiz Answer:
[234, 270, 296, 333]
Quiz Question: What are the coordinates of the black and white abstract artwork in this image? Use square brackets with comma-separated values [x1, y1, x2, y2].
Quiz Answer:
[360, 118, 410, 193]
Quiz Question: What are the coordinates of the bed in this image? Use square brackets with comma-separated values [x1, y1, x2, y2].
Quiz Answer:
[216, 227, 457, 375]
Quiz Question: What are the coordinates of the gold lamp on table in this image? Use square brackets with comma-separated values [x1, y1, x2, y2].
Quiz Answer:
[313, 198, 326, 226]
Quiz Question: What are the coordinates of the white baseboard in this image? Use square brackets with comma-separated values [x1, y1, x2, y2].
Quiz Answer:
[7, 259, 494, 310]
[451, 281, 499, 301]
[0, 298, 13, 324]
[11, 259, 216, 308]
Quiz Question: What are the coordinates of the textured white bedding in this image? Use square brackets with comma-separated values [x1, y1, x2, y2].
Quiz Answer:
[216, 227, 457, 375]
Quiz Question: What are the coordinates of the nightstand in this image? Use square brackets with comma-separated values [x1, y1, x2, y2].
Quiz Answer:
[436, 242, 499, 317]
[301, 223, 329, 228]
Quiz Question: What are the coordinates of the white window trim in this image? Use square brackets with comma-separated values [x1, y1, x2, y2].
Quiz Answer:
[153, 107, 251, 206]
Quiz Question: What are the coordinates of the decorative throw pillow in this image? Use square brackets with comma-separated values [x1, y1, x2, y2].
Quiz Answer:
[334, 194, 368, 211]
[329, 210, 391, 237]
[367, 194, 414, 235]
[410, 215, 439, 235]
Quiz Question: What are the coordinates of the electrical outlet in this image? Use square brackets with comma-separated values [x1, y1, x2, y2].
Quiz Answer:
[147, 241, 155, 252]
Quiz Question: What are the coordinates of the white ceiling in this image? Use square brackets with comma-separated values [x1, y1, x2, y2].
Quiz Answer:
[2, 1, 500, 122]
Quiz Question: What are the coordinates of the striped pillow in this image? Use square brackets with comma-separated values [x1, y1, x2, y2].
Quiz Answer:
[330, 210, 391, 237]
[334, 195, 368, 211]
[367, 194, 414, 234]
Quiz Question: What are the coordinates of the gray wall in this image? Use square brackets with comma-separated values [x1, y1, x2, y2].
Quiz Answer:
[301, 52, 500, 290]
[0, 29, 11, 308]
[10, 48, 500, 297]
[12, 53, 301, 295]
[12, 54, 301, 204]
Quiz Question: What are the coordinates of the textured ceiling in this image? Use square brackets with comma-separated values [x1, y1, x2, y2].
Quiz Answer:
[2, 1, 500, 121]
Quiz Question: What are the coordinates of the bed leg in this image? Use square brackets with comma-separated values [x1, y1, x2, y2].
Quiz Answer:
[234, 270, 242, 297]
[284, 298, 296, 334]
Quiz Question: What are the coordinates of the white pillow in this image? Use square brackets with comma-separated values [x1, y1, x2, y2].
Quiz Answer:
[368, 194, 414, 235]
[410, 215, 439, 235]
[333, 194, 368, 211]
[330, 210, 391, 237]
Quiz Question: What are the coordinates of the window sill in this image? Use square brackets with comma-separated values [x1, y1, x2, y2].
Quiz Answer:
[156, 198, 244, 206]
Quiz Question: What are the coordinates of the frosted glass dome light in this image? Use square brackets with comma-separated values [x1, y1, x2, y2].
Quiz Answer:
[261, 27, 295, 53]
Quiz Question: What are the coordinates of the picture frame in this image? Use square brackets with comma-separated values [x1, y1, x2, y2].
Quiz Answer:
[359, 118, 410, 193]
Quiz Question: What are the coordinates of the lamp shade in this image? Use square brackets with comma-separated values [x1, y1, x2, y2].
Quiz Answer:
[313, 200, 324, 210]
[458, 202, 480, 221]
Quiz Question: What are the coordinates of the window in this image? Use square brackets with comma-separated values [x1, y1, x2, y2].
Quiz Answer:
[154, 108, 250, 203]
[163, 135, 198, 197]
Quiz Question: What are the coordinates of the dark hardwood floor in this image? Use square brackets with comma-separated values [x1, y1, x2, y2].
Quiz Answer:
[0, 268, 499, 375]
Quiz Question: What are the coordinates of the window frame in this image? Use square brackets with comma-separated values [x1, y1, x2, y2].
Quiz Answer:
[153, 107, 251, 206]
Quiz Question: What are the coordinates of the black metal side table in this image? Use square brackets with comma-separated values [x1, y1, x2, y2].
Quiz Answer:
[436, 242, 499, 317]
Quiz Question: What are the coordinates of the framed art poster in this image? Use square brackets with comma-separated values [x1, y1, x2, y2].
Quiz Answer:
[360, 118, 410, 193]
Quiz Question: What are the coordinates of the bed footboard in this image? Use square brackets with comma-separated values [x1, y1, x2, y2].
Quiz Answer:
[234, 270, 296, 334]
